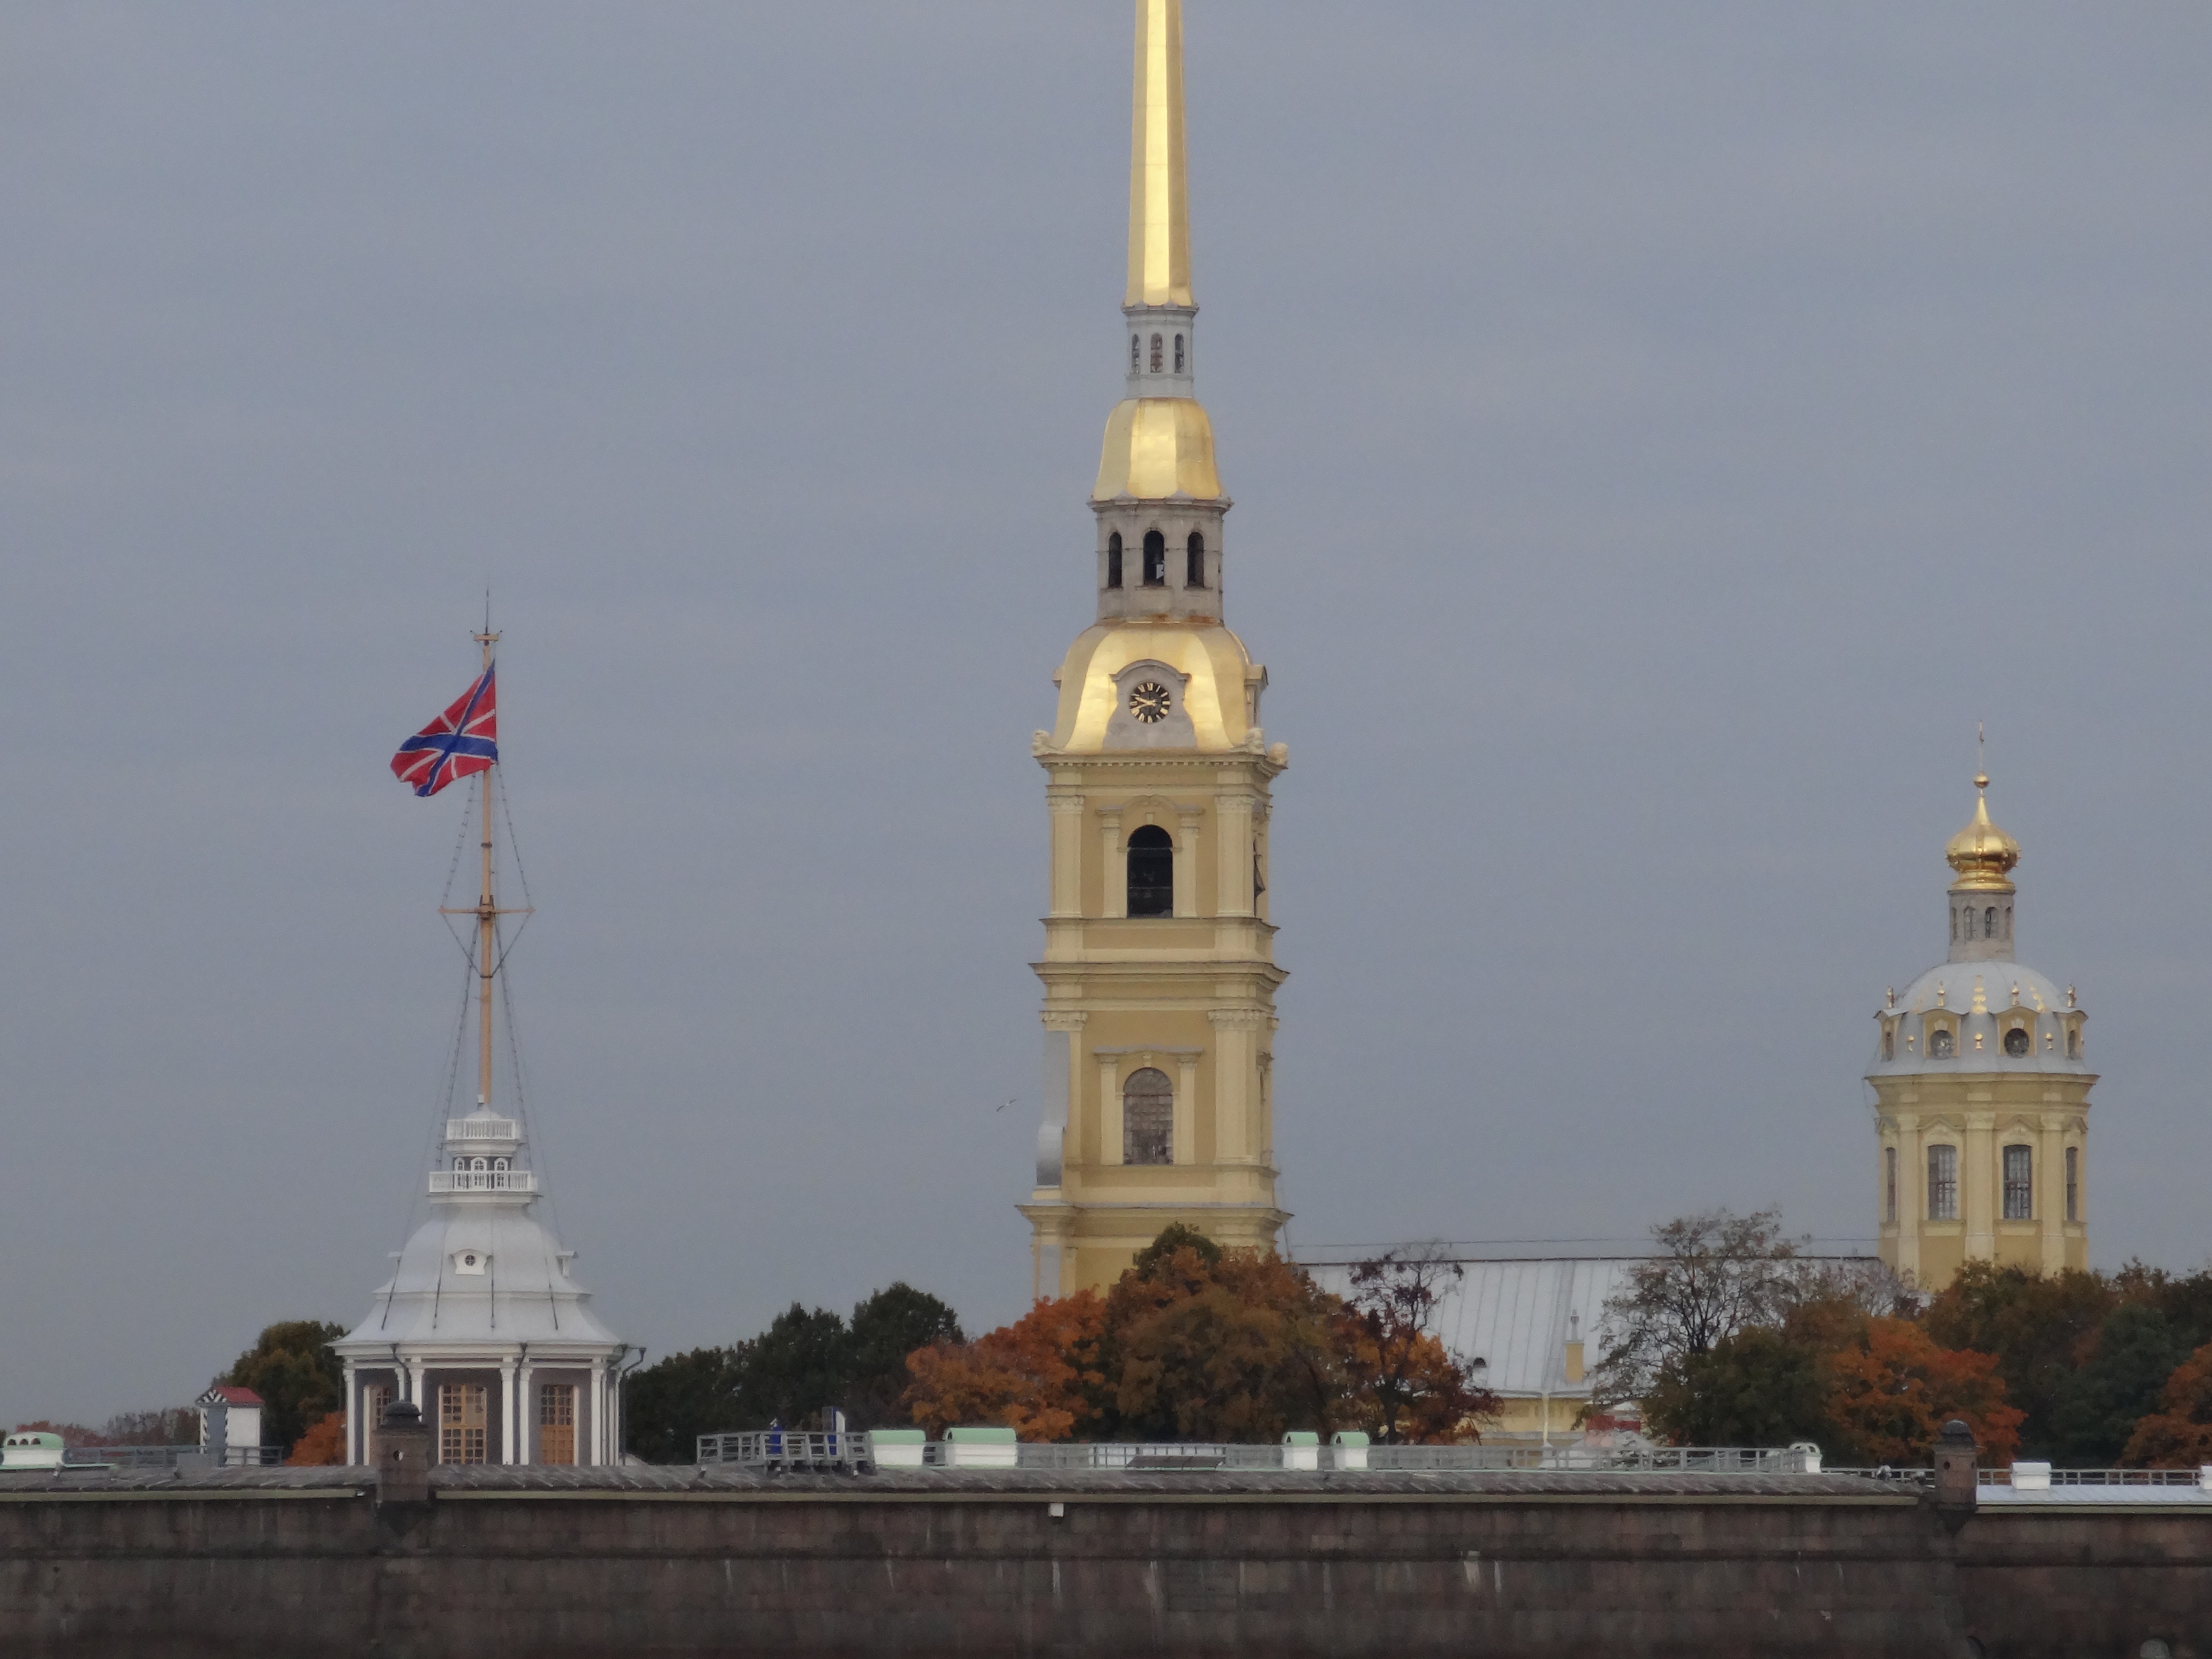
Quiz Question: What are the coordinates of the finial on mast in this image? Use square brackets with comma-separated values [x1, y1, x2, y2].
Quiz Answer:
[1127, 0, 1193, 309]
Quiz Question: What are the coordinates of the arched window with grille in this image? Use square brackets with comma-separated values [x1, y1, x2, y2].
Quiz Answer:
[1126, 826, 1173, 916]
[1142, 530, 1166, 586]
[2003, 1144, 2032, 1219]
[1984, 906, 1997, 939]
[1123, 1067, 1173, 1165]
[1106, 532, 1123, 589]
[1130, 335, 1141, 373]
[1174, 334, 1186, 373]
[1927, 1144, 1958, 1220]
[1185, 531, 1206, 589]
[1150, 334, 1164, 373]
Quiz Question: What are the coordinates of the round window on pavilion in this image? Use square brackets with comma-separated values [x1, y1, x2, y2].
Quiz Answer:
[1930, 1028, 1956, 1059]
[2004, 1027, 2030, 1057]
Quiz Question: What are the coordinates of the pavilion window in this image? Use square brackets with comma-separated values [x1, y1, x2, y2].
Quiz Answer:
[1126, 826, 1174, 917]
[2003, 1144, 2032, 1220]
[1130, 335, 1141, 373]
[439, 1384, 488, 1465]
[1929, 1028, 1955, 1059]
[1173, 333, 1185, 372]
[1123, 1067, 1173, 1166]
[1106, 532, 1123, 589]
[1185, 531, 1206, 588]
[2066, 1146, 2079, 1221]
[2004, 1026, 2030, 1057]
[1927, 1144, 1958, 1220]
[1150, 333, 1164, 373]
[539, 1384, 577, 1466]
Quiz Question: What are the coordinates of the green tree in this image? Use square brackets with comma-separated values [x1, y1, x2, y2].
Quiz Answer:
[1588, 1207, 1804, 1408]
[2047, 1302, 2189, 1466]
[844, 1285, 963, 1428]
[217, 1321, 346, 1454]
[623, 1283, 964, 1460]
[1923, 1262, 2115, 1457]
[624, 1346, 751, 1465]
[1642, 1325, 1834, 1449]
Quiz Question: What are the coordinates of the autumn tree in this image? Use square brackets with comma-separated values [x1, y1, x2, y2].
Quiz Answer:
[287, 1412, 348, 1466]
[1823, 1317, 2023, 1467]
[1336, 1245, 1499, 1443]
[903, 1292, 1109, 1440]
[2120, 1341, 2212, 1467]
[218, 1321, 347, 1454]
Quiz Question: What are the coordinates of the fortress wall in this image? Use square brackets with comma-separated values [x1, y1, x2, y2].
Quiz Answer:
[0, 1473, 2202, 1657]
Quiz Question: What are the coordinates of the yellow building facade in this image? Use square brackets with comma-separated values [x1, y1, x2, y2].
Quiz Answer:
[1870, 778, 2092, 1290]
[1019, 0, 1289, 1298]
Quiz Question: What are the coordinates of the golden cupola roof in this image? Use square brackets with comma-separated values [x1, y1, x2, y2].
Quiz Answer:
[1092, 0, 1225, 505]
[1946, 775, 2020, 893]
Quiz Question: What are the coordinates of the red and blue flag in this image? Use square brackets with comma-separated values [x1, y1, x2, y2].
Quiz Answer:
[391, 667, 498, 797]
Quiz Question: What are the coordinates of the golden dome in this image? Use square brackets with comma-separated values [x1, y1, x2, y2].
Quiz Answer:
[1945, 775, 2020, 892]
[1093, 397, 1222, 501]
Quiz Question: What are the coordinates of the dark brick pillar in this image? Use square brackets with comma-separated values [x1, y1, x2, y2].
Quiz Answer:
[373, 1400, 433, 1503]
[1933, 1418, 1977, 1528]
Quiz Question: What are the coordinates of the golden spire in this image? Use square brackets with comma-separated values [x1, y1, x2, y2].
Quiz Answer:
[1946, 773, 2021, 893]
[1127, 0, 1193, 309]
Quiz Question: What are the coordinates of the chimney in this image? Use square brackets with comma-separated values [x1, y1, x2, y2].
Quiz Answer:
[1932, 1419, 1978, 1526]
[373, 1400, 433, 1504]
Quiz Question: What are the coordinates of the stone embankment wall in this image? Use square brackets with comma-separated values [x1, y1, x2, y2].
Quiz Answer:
[0, 1466, 2204, 1657]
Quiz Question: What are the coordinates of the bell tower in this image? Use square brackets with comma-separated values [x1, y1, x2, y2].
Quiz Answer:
[1020, 0, 1289, 1298]
[1868, 776, 2093, 1290]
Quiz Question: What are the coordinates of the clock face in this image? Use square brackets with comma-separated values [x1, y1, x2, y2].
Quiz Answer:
[1130, 681, 1171, 723]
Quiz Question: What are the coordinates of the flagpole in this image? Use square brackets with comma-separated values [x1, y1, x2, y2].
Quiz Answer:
[474, 628, 500, 1110]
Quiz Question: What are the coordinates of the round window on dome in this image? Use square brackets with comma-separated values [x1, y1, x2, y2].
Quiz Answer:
[2004, 1027, 2030, 1057]
[452, 1250, 489, 1276]
[1930, 1029, 1956, 1059]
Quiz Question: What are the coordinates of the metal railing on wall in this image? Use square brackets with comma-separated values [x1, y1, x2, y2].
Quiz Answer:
[693, 1433, 1826, 1476]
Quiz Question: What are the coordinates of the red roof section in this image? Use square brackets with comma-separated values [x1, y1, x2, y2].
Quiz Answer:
[199, 1386, 264, 1406]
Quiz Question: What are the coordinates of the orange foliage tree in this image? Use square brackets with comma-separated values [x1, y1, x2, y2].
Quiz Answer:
[902, 1292, 1108, 1441]
[904, 1225, 1492, 1443]
[1824, 1317, 2024, 1467]
[2120, 1341, 2212, 1467]
[286, 1411, 349, 1467]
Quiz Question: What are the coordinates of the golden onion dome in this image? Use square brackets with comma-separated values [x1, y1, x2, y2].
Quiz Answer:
[1946, 775, 2020, 892]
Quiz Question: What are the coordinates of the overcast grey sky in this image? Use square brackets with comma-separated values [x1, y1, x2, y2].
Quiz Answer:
[4, 2, 2210, 1423]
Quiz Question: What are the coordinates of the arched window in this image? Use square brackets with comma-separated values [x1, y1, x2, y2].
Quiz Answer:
[2065, 1146, 2079, 1221]
[2067, 1027, 2080, 1058]
[470, 1156, 488, 1172]
[1881, 1028, 1896, 1061]
[1130, 335, 1141, 372]
[2002, 1144, 2032, 1219]
[1984, 906, 1997, 939]
[492, 1156, 510, 1172]
[1150, 334, 1164, 373]
[1123, 1067, 1173, 1165]
[2004, 1026, 2030, 1057]
[2003, 905, 2012, 938]
[1930, 1028, 1955, 1059]
[1185, 531, 1206, 589]
[1927, 1144, 1958, 1220]
[1127, 826, 1173, 915]
[1106, 531, 1123, 589]
[1885, 1146, 1898, 1223]
[1142, 529, 1166, 586]
[1949, 908, 1959, 942]
[1174, 333, 1186, 373]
